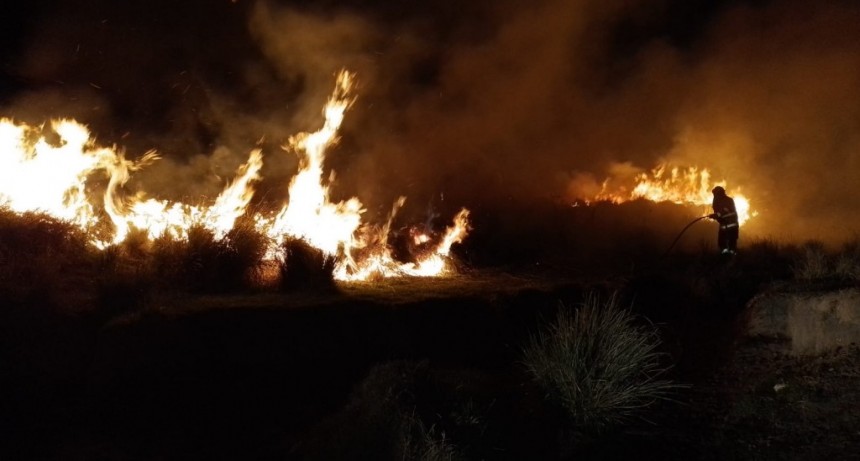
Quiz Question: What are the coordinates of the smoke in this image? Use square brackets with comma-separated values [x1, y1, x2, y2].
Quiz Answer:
[337, 0, 860, 242]
[664, 1, 860, 242]
[2, 0, 860, 243]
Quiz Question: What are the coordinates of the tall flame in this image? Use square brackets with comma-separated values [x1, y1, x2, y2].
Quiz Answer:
[263, 70, 363, 256]
[0, 70, 470, 281]
[258, 70, 471, 280]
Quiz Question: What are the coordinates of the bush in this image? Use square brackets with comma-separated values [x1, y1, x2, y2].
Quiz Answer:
[293, 361, 464, 461]
[0, 208, 98, 311]
[522, 292, 677, 430]
[100, 220, 270, 297]
[175, 223, 268, 293]
[279, 238, 337, 292]
[96, 227, 157, 311]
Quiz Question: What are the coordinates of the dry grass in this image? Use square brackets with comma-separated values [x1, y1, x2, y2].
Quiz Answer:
[0, 208, 98, 312]
[292, 361, 466, 460]
[0, 206, 278, 317]
[95, 221, 271, 312]
[522, 292, 678, 431]
[279, 237, 338, 293]
[792, 240, 860, 283]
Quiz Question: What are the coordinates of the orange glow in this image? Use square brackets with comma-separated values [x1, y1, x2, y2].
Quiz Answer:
[580, 164, 756, 225]
[0, 70, 470, 281]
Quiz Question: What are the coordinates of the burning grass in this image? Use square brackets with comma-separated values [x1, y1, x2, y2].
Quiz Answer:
[0, 73, 471, 283]
[0, 206, 350, 314]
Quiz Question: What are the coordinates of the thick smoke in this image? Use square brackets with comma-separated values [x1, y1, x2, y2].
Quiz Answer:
[2, 0, 860, 243]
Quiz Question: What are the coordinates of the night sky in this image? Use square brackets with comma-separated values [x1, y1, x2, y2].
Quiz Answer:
[2, 0, 860, 241]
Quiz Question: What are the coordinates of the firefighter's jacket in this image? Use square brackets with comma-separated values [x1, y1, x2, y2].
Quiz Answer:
[712, 195, 739, 230]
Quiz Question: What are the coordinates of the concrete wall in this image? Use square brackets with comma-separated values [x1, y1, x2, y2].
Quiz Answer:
[745, 287, 860, 355]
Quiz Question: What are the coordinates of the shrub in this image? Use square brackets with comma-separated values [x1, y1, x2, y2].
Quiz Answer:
[279, 237, 337, 292]
[522, 292, 677, 430]
[293, 361, 464, 460]
[0, 208, 97, 311]
[96, 220, 270, 308]
[221, 217, 271, 288]
[176, 223, 268, 293]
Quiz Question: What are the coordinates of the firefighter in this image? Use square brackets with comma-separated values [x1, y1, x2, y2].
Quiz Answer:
[708, 186, 739, 255]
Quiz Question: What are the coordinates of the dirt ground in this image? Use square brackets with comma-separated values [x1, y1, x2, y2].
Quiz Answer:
[4, 268, 860, 460]
[678, 340, 860, 460]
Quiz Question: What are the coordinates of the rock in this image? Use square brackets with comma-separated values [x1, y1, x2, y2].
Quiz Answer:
[745, 287, 860, 355]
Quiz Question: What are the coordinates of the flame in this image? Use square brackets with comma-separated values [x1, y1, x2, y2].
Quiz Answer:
[581, 164, 756, 225]
[400, 208, 471, 277]
[0, 119, 116, 230]
[262, 70, 363, 256]
[105, 149, 264, 245]
[0, 70, 470, 281]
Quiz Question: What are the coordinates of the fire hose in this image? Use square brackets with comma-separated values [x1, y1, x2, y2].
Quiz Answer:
[662, 215, 710, 258]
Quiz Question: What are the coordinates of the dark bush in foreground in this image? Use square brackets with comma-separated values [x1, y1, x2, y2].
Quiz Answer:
[293, 361, 464, 461]
[280, 238, 337, 292]
[522, 292, 677, 431]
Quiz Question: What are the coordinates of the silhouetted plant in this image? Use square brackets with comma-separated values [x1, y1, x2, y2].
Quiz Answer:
[279, 237, 337, 292]
[0, 208, 97, 311]
[96, 227, 156, 311]
[221, 217, 271, 289]
[164, 223, 267, 293]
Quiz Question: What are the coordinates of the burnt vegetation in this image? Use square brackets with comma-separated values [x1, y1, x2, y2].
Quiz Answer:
[2, 203, 860, 460]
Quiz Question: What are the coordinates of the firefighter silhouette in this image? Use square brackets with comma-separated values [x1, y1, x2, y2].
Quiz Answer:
[708, 186, 738, 255]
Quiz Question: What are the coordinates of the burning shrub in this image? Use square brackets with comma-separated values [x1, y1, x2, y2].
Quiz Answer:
[522, 292, 677, 431]
[279, 237, 338, 292]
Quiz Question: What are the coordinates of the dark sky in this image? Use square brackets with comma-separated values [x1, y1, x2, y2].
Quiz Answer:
[2, 0, 860, 242]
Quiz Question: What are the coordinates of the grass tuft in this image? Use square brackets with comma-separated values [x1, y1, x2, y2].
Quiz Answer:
[0, 208, 97, 311]
[791, 240, 860, 283]
[400, 415, 464, 461]
[279, 238, 338, 292]
[522, 292, 678, 431]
